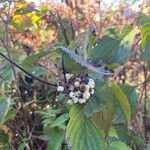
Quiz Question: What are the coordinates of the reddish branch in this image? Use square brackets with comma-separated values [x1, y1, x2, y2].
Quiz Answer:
[143, 62, 148, 142]
[57, 11, 70, 83]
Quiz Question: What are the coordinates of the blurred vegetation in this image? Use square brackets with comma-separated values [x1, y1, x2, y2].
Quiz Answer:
[0, 0, 150, 150]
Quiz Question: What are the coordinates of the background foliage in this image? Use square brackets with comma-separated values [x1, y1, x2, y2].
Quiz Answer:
[0, 0, 150, 150]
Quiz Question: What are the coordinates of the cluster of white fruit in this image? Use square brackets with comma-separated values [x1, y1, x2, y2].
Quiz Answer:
[57, 73, 95, 104]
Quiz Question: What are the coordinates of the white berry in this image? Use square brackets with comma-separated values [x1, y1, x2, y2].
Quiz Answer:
[89, 78, 95, 84]
[74, 81, 80, 87]
[75, 91, 81, 97]
[83, 91, 90, 100]
[88, 78, 95, 88]
[79, 98, 86, 104]
[76, 77, 81, 82]
[65, 73, 72, 81]
[85, 85, 90, 92]
[57, 86, 64, 92]
[69, 92, 76, 99]
[72, 97, 78, 103]
[67, 99, 73, 104]
[90, 89, 94, 95]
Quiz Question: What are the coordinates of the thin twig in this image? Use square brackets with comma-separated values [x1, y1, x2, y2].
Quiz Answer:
[57, 11, 70, 82]
[0, 52, 57, 86]
[143, 63, 148, 142]
[62, 52, 67, 83]
[57, 11, 70, 46]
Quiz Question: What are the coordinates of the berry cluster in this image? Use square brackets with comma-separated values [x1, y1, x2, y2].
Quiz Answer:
[57, 73, 95, 104]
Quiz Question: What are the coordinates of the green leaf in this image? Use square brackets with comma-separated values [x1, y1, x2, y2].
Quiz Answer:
[18, 138, 28, 150]
[0, 50, 20, 82]
[93, 25, 132, 64]
[18, 142, 27, 150]
[67, 105, 105, 150]
[113, 28, 140, 64]
[91, 87, 116, 136]
[0, 97, 11, 124]
[108, 126, 118, 138]
[63, 52, 87, 73]
[57, 46, 111, 75]
[5, 109, 17, 122]
[82, 27, 96, 60]
[132, 136, 144, 148]
[136, 13, 150, 48]
[0, 129, 9, 147]
[119, 25, 132, 39]
[141, 25, 150, 48]
[86, 34, 96, 59]
[136, 13, 150, 26]
[110, 84, 131, 125]
[48, 128, 64, 150]
[57, 93, 68, 102]
[0, 64, 13, 81]
[140, 38, 150, 61]
[83, 80, 106, 117]
[120, 85, 138, 118]
[108, 141, 131, 150]
[112, 85, 137, 124]
[114, 124, 132, 144]
[50, 113, 70, 128]
[0, 47, 7, 54]
[21, 50, 51, 68]
[27, 66, 48, 76]
[93, 28, 120, 63]
[114, 124, 144, 149]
